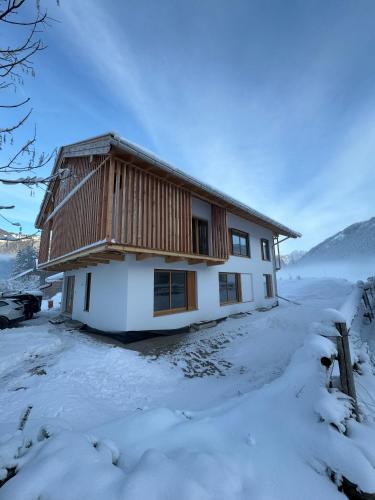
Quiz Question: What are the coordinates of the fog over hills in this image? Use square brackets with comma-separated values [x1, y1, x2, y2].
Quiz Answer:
[280, 217, 375, 281]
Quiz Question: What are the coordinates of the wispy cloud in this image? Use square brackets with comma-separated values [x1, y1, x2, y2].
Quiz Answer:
[28, 0, 375, 252]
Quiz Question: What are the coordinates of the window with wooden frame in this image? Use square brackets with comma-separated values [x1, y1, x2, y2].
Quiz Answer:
[219, 272, 242, 305]
[263, 273, 273, 298]
[84, 272, 92, 311]
[154, 270, 197, 316]
[192, 217, 209, 255]
[230, 228, 250, 257]
[261, 238, 271, 261]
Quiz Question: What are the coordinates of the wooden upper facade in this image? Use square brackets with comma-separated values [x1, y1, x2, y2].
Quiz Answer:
[36, 133, 300, 272]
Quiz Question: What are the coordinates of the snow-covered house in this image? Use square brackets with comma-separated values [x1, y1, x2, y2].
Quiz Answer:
[36, 133, 301, 333]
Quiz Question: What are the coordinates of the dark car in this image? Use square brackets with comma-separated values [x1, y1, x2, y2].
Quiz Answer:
[0, 292, 42, 320]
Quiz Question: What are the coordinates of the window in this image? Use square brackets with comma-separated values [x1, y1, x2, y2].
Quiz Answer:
[154, 270, 197, 315]
[230, 229, 250, 257]
[261, 238, 271, 261]
[84, 272, 92, 311]
[65, 276, 75, 314]
[192, 217, 209, 255]
[0, 301, 8, 307]
[219, 273, 242, 305]
[263, 274, 273, 298]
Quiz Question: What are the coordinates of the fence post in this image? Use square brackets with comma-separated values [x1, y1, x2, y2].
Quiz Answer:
[335, 322, 359, 421]
[363, 288, 374, 320]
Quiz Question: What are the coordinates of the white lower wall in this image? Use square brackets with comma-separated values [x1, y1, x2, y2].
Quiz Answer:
[64, 260, 128, 332]
[61, 220, 277, 333]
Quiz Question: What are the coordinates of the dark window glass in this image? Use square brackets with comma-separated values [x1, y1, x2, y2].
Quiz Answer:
[219, 273, 228, 303]
[154, 271, 170, 311]
[0, 301, 8, 307]
[240, 236, 248, 255]
[154, 271, 190, 313]
[84, 272, 92, 311]
[219, 273, 240, 304]
[227, 273, 237, 302]
[261, 239, 270, 261]
[171, 271, 186, 309]
[263, 274, 273, 297]
[192, 218, 209, 255]
[231, 230, 249, 257]
[232, 234, 241, 255]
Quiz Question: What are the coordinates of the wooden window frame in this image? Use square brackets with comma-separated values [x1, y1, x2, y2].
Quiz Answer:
[229, 228, 250, 258]
[154, 269, 197, 317]
[261, 238, 271, 261]
[263, 273, 273, 298]
[84, 272, 92, 311]
[219, 272, 242, 306]
[192, 216, 209, 256]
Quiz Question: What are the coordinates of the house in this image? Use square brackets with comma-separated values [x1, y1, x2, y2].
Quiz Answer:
[36, 133, 301, 333]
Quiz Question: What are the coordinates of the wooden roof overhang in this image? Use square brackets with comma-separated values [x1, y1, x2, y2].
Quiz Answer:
[38, 242, 225, 273]
[35, 132, 301, 239]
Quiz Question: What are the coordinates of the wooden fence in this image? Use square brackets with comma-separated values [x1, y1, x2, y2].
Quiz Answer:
[323, 278, 375, 420]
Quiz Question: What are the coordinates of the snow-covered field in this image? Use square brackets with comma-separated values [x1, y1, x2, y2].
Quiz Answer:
[0, 278, 375, 499]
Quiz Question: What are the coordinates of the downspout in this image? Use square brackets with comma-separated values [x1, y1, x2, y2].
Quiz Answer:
[272, 235, 291, 305]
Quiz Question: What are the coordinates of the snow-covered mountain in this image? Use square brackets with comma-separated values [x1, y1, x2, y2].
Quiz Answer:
[281, 217, 375, 280]
[299, 216, 375, 264]
[280, 250, 306, 266]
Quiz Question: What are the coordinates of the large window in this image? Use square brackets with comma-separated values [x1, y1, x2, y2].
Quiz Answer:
[261, 238, 271, 261]
[84, 272, 92, 311]
[230, 229, 250, 257]
[154, 270, 197, 315]
[192, 217, 209, 255]
[263, 274, 273, 298]
[219, 273, 241, 305]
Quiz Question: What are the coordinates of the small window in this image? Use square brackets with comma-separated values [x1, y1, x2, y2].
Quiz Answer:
[230, 229, 250, 257]
[263, 274, 273, 298]
[0, 301, 8, 307]
[261, 239, 271, 261]
[192, 217, 209, 255]
[84, 272, 92, 311]
[219, 272, 242, 305]
[154, 270, 197, 315]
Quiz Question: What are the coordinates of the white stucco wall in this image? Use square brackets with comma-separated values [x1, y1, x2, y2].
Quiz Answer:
[62, 210, 277, 333]
[64, 260, 128, 332]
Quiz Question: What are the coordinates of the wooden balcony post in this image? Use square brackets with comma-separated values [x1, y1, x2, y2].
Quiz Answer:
[105, 157, 115, 241]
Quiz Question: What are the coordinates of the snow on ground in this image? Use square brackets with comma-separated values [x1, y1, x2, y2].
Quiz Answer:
[0, 277, 374, 499]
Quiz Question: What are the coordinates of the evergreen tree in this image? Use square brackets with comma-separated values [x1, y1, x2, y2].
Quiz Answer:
[12, 245, 37, 277]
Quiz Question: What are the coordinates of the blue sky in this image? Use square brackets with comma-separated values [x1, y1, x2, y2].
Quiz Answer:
[1, 0, 375, 253]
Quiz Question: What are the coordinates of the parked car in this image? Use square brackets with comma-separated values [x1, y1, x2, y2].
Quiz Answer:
[0, 292, 42, 320]
[0, 299, 25, 329]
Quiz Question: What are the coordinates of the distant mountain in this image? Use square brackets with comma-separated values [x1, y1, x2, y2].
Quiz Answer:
[280, 250, 306, 266]
[280, 217, 375, 281]
[298, 217, 375, 264]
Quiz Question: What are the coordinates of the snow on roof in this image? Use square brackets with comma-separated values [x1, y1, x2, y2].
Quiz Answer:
[45, 272, 64, 283]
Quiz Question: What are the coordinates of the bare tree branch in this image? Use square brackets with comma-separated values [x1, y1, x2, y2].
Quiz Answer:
[0, 0, 54, 176]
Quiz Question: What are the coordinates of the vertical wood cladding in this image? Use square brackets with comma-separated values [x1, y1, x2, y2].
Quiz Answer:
[38, 156, 108, 264]
[110, 159, 193, 254]
[38, 154, 229, 264]
[211, 204, 229, 260]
